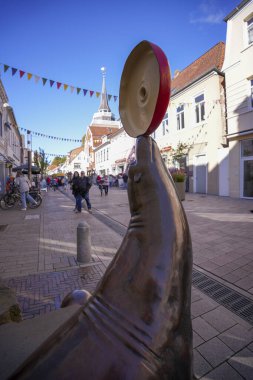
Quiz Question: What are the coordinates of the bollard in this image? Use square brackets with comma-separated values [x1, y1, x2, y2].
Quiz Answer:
[77, 222, 91, 263]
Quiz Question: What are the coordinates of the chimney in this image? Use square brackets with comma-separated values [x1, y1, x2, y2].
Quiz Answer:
[174, 69, 180, 78]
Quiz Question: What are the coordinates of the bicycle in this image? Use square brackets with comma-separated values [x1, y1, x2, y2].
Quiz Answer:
[0, 187, 42, 210]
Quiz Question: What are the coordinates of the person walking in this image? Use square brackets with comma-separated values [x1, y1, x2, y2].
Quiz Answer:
[80, 171, 92, 213]
[70, 171, 82, 213]
[15, 171, 37, 211]
[103, 175, 109, 195]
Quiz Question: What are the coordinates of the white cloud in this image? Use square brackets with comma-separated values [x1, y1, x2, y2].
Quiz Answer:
[190, 0, 225, 25]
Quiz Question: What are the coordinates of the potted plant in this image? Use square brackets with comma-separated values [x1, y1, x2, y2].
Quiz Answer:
[169, 168, 186, 201]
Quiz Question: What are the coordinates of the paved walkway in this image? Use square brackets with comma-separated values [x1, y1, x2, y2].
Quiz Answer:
[0, 186, 253, 379]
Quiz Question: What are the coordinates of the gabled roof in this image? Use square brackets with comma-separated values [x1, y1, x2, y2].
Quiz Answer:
[89, 125, 119, 137]
[171, 42, 225, 95]
[224, 0, 251, 21]
[69, 146, 83, 155]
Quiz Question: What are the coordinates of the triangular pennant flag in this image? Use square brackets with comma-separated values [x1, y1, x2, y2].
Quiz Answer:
[63, 84, 68, 91]
[96, 92, 100, 98]
[70, 86, 75, 93]
[42, 78, 47, 86]
[4, 65, 9, 72]
[34, 75, 40, 83]
[27, 73, 32, 80]
[83, 89, 87, 96]
[114, 96, 117, 102]
[77, 88, 81, 94]
[90, 90, 94, 97]
[12, 68, 18, 76]
[108, 94, 112, 101]
[50, 80, 55, 87]
[56, 82, 62, 89]
[19, 70, 25, 78]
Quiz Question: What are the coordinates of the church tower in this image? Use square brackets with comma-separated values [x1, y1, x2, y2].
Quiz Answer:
[92, 67, 116, 123]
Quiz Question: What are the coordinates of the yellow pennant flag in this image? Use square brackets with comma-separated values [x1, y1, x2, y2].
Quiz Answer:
[96, 92, 100, 98]
[27, 73, 33, 80]
[64, 84, 68, 91]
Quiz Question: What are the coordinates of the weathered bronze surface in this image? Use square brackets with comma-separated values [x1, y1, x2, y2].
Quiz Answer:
[16, 136, 193, 380]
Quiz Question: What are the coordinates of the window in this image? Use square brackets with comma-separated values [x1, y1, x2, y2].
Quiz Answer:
[241, 139, 253, 157]
[195, 94, 205, 124]
[0, 112, 2, 137]
[247, 17, 253, 45]
[74, 163, 81, 169]
[162, 112, 169, 135]
[250, 79, 253, 108]
[176, 105, 185, 130]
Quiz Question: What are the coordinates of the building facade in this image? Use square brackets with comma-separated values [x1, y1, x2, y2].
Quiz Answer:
[0, 79, 24, 194]
[222, 0, 253, 198]
[155, 42, 226, 195]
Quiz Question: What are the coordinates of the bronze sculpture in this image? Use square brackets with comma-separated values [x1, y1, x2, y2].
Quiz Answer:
[14, 41, 193, 380]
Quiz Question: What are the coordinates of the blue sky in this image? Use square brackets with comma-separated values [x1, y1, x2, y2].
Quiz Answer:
[1, 0, 239, 161]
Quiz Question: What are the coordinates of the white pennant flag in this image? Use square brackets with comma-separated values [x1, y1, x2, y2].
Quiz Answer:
[70, 86, 75, 93]
[34, 75, 40, 83]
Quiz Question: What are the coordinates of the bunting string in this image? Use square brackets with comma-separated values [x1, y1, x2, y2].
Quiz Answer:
[20, 127, 82, 143]
[0, 62, 118, 102]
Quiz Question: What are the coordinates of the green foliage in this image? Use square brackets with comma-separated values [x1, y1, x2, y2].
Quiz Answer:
[171, 170, 186, 182]
[51, 156, 66, 167]
[171, 141, 192, 162]
[81, 134, 86, 147]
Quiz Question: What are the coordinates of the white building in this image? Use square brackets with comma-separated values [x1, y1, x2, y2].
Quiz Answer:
[0, 79, 24, 194]
[222, 0, 253, 198]
[154, 42, 226, 195]
[61, 146, 86, 174]
[94, 126, 135, 176]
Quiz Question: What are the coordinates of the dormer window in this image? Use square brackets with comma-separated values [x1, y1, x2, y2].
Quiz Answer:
[247, 16, 253, 45]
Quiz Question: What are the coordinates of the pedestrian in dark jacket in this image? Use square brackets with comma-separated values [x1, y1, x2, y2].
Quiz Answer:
[70, 171, 82, 213]
[80, 171, 92, 213]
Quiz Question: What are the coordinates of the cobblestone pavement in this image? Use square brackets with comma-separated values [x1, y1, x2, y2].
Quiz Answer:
[0, 186, 253, 379]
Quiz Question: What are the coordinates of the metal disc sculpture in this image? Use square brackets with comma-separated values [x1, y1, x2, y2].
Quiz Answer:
[17, 41, 193, 380]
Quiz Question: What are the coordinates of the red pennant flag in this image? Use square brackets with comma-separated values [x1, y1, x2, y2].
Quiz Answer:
[19, 70, 25, 78]
[83, 89, 87, 96]
[77, 88, 81, 94]
[12, 68, 18, 76]
[4, 65, 9, 72]
[90, 90, 94, 97]
[57, 82, 62, 89]
[50, 80, 54, 87]
[42, 78, 47, 86]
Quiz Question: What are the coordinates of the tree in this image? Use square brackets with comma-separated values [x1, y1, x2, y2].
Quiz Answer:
[33, 148, 50, 175]
[170, 141, 193, 169]
[81, 133, 86, 147]
[51, 156, 66, 167]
